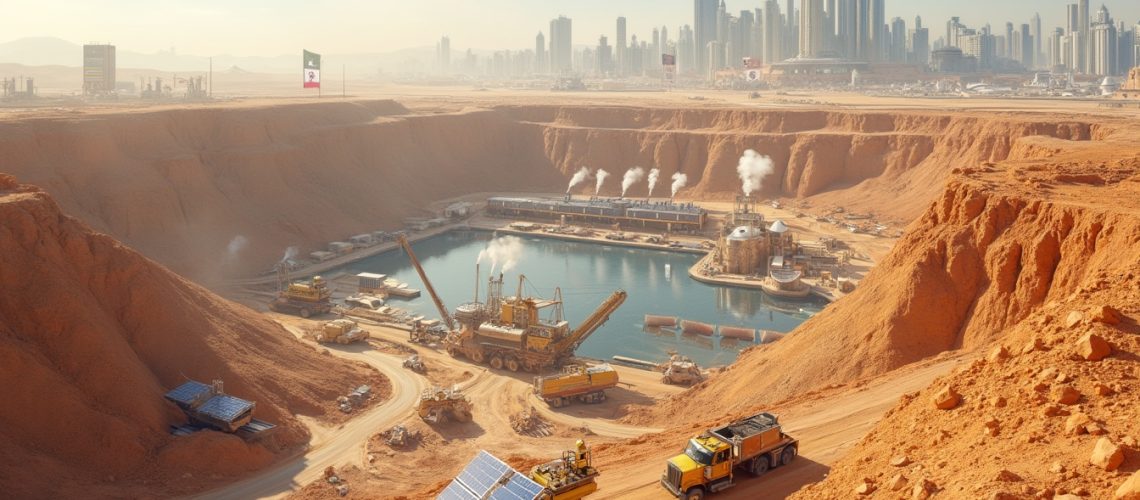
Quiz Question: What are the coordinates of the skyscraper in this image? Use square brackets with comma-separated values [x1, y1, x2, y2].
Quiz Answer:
[1031, 13, 1042, 69]
[912, 16, 930, 65]
[679, 24, 695, 74]
[738, 11, 754, 59]
[595, 35, 612, 75]
[1091, 5, 1116, 75]
[1079, 0, 1090, 72]
[890, 17, 906, 63]
[799, 0, 825, 58]
[549, 16, 573, 73]
[869, 0, 886, 62]
[1020, 24, 1033, 68]
[436, 36, 450, 74]
[616, 17, 627, 76]
[695, 0, 719, 75]
[836, 0, 856, 59]
[1005, 22, 1015, 59]
[855, 0, 871, 59]
[764, 0, 785, 64]
[1067, 4, 1079, 34]
[535, 32, 546, 73]
[707, 40, 724, 80]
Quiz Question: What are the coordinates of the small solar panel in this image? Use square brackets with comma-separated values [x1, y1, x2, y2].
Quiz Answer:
[164, 381, 212, 406]
[197, 394, 254, 422]
[439, 450, 535, 500]
[488, 473, 544, 500]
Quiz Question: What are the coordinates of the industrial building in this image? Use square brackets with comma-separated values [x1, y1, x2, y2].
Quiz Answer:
[83, 44, 116, 96]
[486, 196, 708, 231]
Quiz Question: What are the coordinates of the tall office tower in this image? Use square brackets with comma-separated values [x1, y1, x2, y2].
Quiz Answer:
[718, 0, 729, 43]
[1079, 0, 1090, 72]
[889, 17, 906, 63]
[837, 0, 856, 58]
[652, 28, 661, 63]
[437, 36, 451, 73]
[1091, 5, 1116, 75]
[1119, 22, 1134, 72]
[1070, 31, 1083, 72]
[595, 35, 612, 75]
[1020, 24, 1033, 68]
[725, 16, 740, 66]
[855, 0, 872, 59]
[707, 40, 725, 80]
[549, 16, 573, 73]
[753, 8, 765, 61]
[738, 11, 755, 59]
[1032, 13, 1042, 68]
[616, 17, 627, 76]
[1005, 22, 1015, 58]
[695, 0, 719, 76]
[824, 0, 837, 53]
[1067, 4, 1079, 34]
[912, 16, 930, 65]
[799, 0, 825, 58]
[1061, 31, 1074, 70]
[678, 25, 695, 74]
[535, 32, 546, 73]
[945, 17, 960, 48]
[787, 0, 796, 29]
[1049, 28, 1065, 69]
[764, 0, 785, 64]
[869, 0, 886, 62]
[662, 26, 670, 54]
[1133, 22, 1140, 71]
[82, 44, 116, 95]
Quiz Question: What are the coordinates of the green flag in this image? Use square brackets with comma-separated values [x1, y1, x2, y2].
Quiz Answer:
[303, 50, 321, 88]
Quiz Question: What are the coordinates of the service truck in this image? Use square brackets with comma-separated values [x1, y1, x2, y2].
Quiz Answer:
[534, 364, 619, 407]
[660, 412, 797, 499]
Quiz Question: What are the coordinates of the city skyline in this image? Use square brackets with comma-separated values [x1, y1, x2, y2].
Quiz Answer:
[4, 1, 1140, 57]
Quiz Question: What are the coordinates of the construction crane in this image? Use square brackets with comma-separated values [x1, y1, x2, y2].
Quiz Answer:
[397, 234, 455, 332]
[550, 290, 627, 364]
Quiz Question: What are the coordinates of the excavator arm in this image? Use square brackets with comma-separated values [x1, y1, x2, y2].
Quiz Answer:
[397, 234, 456, 332]
[553, 290, 627, 356]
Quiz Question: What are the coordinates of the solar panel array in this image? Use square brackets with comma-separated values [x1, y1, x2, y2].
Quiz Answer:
[197, 394, 255, 422]
[438, 450, 544, 500]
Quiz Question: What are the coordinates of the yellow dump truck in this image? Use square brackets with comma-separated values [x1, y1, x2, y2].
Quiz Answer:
[534, 364, 619, 407]
[660, 412, 798, 499]
[315, 319, 370, 344]
[269, 275, 333, 318]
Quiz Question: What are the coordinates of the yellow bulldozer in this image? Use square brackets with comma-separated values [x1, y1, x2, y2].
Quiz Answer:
[417, 386, 472, 424]
[315, 319, 370, 344]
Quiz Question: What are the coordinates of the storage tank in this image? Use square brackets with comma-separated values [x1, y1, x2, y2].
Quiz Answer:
[477, 324, 526, 347]
[724, 226, 768, 276]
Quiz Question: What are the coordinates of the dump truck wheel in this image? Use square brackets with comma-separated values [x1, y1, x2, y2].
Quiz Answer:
[300, 308, 311, 318]
[662, 376, 672, 385]
[780, 446, 797, 466]
[750, 456, 770, 476]
[489, 355, 504, 370]
[684, 487, 705, 500]
[471, 350, 484, 363]
[550, 398, 562, 408]
[505, 357, 520, 372]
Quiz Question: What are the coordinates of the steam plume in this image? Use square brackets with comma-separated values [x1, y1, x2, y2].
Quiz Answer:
[595, 169, 610, 196]
[226, 235, 249, 260]
[280, 246, 299, 264]
[621, 167, 645, 197]
[477, 236, 524, 275]
[647, 168, 661, 197]
[566, 167, 591, 193]
[736, 149, 775, 196]
[671, 173, 688, 198]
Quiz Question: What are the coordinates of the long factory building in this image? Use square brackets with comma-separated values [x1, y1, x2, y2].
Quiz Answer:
[486, 196, 708, 231]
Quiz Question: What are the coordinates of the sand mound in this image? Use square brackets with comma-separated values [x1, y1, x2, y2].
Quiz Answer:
[794, 286, 1140, 499]
[0, 180, 386, 498]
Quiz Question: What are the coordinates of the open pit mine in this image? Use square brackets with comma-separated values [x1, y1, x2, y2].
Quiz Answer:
[1, 95, 1139, 500]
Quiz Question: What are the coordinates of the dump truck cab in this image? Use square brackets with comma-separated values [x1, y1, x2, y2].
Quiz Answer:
[661, 412, 797, 499]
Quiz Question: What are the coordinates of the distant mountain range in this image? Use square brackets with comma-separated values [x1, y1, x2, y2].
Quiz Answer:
[0, 36, 464, 75]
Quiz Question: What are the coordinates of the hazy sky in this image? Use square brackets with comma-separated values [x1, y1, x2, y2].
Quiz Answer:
[6, 0, 1139, 56]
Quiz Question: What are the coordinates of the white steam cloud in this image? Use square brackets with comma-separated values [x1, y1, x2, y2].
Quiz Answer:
[736, 149, 775, 196]
[647, 168, 661, 197]
[670, 173, 688, 198]
[594, 169, 610, 196]
[477, 235, 524, 275]
[226, 235, 249, 260]
[621, 167, 645, 197]
[566, 167, 591, 193]
[280, 246, 299, 264]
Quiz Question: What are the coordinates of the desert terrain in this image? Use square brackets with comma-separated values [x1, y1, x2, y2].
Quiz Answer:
[1, 88, 1138, 499]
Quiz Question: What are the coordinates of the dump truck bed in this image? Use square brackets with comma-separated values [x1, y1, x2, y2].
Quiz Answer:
[534, 364, 619, 399]
[710, 412, 784, 461]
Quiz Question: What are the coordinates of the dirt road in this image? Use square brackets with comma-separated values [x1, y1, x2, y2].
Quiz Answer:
[593, 354, 969, 499]
[196, 335, 428, 500]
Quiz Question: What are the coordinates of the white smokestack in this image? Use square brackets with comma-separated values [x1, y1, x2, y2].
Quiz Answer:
[621, 167, 645, 197]
[595, 169, 610, 196]
[670, 173, 688, 198]
[566, 167, 591, 193]
[736, 149, 775, 196]
[647, 168, 661, 197]
[477, 236, 524, 275]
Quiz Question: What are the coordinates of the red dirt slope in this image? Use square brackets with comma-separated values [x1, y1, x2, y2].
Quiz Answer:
[0, 175, 386, 498]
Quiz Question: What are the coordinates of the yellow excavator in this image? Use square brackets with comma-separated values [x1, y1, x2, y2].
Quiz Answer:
[397, 234, 626, 373]
[530, 439, 600, 499]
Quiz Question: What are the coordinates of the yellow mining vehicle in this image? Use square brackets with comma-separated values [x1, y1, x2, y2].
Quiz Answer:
[529, 439, 600, 499]
[660, 412, 798, 499]
[397, 234, 627, 373]
[416, 386, 472, 424]
[534, 364, 619, 407]
[315, 319, 370, 344]
[269, 265, 332, 318]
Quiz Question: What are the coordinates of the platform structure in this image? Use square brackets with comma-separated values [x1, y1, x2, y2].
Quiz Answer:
[486, 196, 708, 232]
[164, 380, 274, 435]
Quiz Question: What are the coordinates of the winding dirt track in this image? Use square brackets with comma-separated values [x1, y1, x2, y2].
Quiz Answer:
[196, 339, 428, 500]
